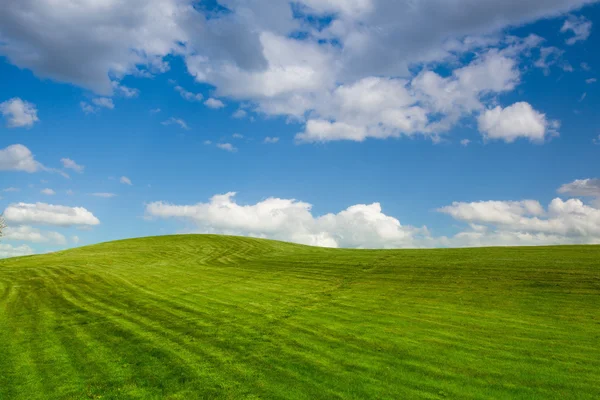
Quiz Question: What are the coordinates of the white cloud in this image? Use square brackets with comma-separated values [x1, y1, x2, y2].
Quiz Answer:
[0, 0, 596, 145]
[203, 140, 212, 145]
[161, 117, 189, 130]
[232, 109, 247, 119]
[72, 235, 80, 244]
[92, 97, 115, 109]
[560, 15, 592, 45]
[0, 0, 189, 94]
[586, 78, 597, 84]
[477, 102, 559, 143]
[3, 225, 67, 245]
[232, 133, 244, 139]
[460, 139, 471, 146]
[264, 136, 280, 144]
[438, 197, 600, 244]
[145, 192, 427, 248]
[175, 85, 203, 102]
[594, 135, 600, 145]
[120, 176, 132, 185]
[113, 83, 140, 98]
[3, 202, 100, 227]
[558, 178, 600, 197]
[204, 98, 225, 109]
[41, 188, 56, 195]
[91, 193, 117, 198]
[216, 143, 237, 152]
[80, 102, 97, 114]
[0, 144, 42, 172]
[150, 108, 161, 113]
[534, 47, 564, 75]
[0, 243, 34, 259]
[61, 158, 84, 173]
[3, 187, 20, 192]
[66, 190, 74, 195]
[0, 98, 39, 128]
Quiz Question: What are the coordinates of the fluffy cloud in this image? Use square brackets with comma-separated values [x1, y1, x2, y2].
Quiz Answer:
[477, 102, 559, 143]
[264, 137, 279, 143]
[3, 225, 67, 245]
[204, 98, 225, 109]
[175, 86, 203, 102]
[216, 143, 237, 152]
[0, 144, 42, 172]
[3, 203, 100, 227]
[0, 244, 34, 259]
[0, 0, 590, 143]
[162, 117, 189, 130]
[0, 98, 39, 128]
[560, 15, 593, 44]
[41, 188, 56, 195]
[558, 178, 600, 197]
[120, 176, 133, 185]
[145, 192, 427, 248]
[146, 182, 600, 248]
[61, 158, 84, 173]
[232, 109, 247, 118]
[92, 97, 115, 109]
[438, 198, 600, 241]
[80, 102, 97, 114]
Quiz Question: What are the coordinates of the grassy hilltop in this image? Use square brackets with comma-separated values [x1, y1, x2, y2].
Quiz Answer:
[0, 235, 599, 399]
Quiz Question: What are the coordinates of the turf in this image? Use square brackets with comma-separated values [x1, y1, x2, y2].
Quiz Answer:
[0, 235, 599, 399]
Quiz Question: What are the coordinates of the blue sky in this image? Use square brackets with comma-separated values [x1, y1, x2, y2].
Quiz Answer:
[1, 0, 600, 257]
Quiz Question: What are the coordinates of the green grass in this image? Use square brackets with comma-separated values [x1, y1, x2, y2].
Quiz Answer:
[1, 235, 599, 399]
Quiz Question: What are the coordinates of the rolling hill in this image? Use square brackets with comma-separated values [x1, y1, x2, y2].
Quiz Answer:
[1, 235, 599, 399]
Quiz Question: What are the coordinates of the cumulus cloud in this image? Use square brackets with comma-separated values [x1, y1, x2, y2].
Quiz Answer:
[264, 136, 279, 143]
[558, 178, 600, 197]
[145, 192, 427, 248]
[232, 109, 247, 119]
[92, 97, 115, 109]
[477, 102, 559, 143]
[80, 102, 97, 114]
[3, 225, 67, 245]
[175, 85, 203, 102]
[0, 244, 34, 259]
[146, 181, 600, 248]
[120, 176, 133, 185]
[437, 197, 600, 243]
[61, 158, 84, 173]
[113, 83, 140, 98]
[216, 143, 237, 152]
[3, 202, 100, 227]
[41, 188, 56, 195]
[0, 0, 589, 144]
[0, 98, 39, 128]
[162, 117, 189, 130]
[0, 144, 42, 172]
[204, 98, 225, 109]
[232, 133, 244, 139]
[560, 15, 592, 45]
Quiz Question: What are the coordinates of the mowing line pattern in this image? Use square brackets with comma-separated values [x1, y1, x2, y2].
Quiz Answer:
[0, 235, 599, 399]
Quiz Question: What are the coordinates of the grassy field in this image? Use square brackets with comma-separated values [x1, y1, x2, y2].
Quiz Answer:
[0, 235, 599, 399]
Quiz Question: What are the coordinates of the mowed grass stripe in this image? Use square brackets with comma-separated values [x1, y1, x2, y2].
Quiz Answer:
[1, 234, 599, 399]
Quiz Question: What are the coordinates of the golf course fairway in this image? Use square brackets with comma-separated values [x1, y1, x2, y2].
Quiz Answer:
[0, 234, 599, 399]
